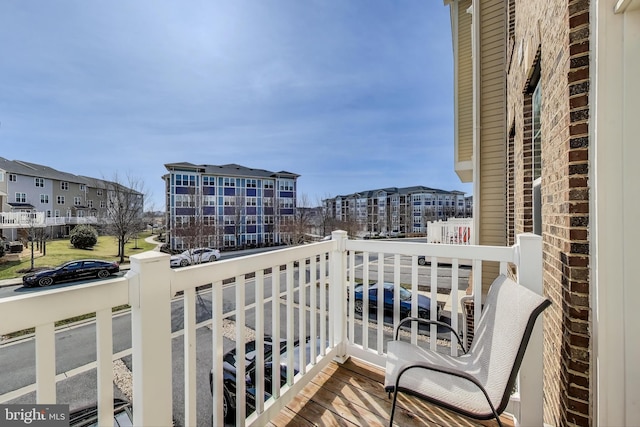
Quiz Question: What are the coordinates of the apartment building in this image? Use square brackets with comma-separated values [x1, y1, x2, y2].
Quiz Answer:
[163, 162, 299, 250]
[445, 0, 639, 425]
[324, 186, 469, 236]
[0, 157, 139, 241]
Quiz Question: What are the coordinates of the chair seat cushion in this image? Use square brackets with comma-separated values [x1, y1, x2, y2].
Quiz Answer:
[385, 340, 496, 417]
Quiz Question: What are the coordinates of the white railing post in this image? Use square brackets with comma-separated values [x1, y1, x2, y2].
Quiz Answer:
[330, 230, 348, 363]
[515, 233, 544, 427]
[127, 251, 173, 426]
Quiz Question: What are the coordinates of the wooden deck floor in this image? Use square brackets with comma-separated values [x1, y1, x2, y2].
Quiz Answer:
[268, 358, 515, 427]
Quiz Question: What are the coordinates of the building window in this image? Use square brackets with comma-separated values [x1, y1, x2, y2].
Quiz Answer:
[224, 196, 235, 206]
[532, 79, 542, 236]
[57, 196, 65, 205]
[175, 174, 196, 187]
[15, 193, 27, 203]
[35, 177, 44, 187]
[100, 201, 106, 208]
[203, 176, 215, 186]
[40, 194, 49, 204]
[246, 197, 257, 206]
[246, 179, 257, 188]
[203, 195, 216, 206]
[74, 197, 82, 206]
[9, 174, 17, 182]
[88, 200, 93, 208]
[264, 181, 274, 189]
[79, 184, 86, 191]
[97, 189, 103, 196]
[61, 182, 69, 191]
[54, 210, 60, 217]
[224, 178, 235, 187]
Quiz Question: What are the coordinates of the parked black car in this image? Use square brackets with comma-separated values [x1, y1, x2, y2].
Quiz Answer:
[22, 259, 120, 287]
[209, 337, 325, 423]
[69, 398, 132, 427]
[353, 282, 439, 320]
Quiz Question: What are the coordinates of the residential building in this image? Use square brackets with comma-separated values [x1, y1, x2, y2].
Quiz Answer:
[324, 186, 469, 236]
[163, 162, 299, 250]
[0, 157, 141, 242]
[445, 0, 639, 425]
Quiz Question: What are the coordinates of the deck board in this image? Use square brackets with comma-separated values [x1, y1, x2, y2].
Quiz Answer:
[270, 358, 515, 427]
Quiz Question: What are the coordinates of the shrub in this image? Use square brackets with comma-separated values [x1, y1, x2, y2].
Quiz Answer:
[0, 243, 5, 258]
[70, 224, 99, 249]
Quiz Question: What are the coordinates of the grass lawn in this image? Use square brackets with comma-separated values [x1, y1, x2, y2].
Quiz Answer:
[0, 232, 159, 280]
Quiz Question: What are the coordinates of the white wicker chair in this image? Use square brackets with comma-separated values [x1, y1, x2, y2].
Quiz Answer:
[385, 275, 550, 427]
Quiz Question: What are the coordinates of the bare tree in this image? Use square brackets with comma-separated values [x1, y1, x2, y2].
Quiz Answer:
[100, 174, 146, 264]
[279, 193, 314, 245]
[171, 187, 219, 256]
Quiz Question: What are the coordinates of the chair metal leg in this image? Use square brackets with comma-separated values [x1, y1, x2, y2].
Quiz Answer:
[389, 388, 400, 427]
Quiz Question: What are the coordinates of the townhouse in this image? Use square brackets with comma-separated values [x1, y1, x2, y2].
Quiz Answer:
[445, 0, 639, 424]
[0, 157, 136, 242]
[324, 186, 469, 236]
[163, 162, 299, 250]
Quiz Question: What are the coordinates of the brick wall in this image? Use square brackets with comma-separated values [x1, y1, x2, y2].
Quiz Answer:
[505, 0, 591, 425]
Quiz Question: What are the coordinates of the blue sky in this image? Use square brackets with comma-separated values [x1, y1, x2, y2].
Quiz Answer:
[0, 1, 470, 209]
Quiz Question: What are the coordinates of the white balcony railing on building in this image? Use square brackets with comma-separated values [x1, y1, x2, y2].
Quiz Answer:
[0, 212, 46, 228]
[0, 231, 543, 427]
[427, 217, 473, 244]
[44, 216, 99, 226]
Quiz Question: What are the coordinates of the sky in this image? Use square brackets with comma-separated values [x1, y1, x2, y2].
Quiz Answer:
[0, 1, 471, 210]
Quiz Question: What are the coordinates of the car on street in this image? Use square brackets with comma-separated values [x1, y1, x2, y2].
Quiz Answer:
[209, 337, 325, 423]
[22, 259, 120, 287]
[353, 282, 438, 320]
[69, 398, 133, 427]
[170, 247, 221, 267]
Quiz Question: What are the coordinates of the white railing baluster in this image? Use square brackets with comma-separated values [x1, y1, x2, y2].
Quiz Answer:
[309, 257, 317, 363]
[410, 255, 418, 344]
[362, 252, 370, 351]
[298, 261, 307, 376]
[211, 281, 224, 427]
[35, 323, 56, 403]
[347, 250, 355, 346]
[183, 287, 197, 426]
[235, 274, 246, 425]
[271, 267, 281, 400]
[286, 262, 295, 386]
[255, 270, 265, 416]
[430, 257, 438, 351]
[377, 252, 385, 354]
[96, 308, 114, 426]
[393, 254, 401, 343]
[450, 260, 459, 356]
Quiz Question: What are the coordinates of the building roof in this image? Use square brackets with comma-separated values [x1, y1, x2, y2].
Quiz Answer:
[164, 162, 300, 179]
[330, 185, 466, 200]
[0, 157, 140, 194]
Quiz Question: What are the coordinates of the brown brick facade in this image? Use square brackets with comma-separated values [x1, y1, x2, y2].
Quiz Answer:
[506, 0, 591, 425]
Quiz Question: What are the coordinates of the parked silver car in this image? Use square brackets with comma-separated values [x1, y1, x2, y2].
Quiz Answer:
[170, 247, 221, 267]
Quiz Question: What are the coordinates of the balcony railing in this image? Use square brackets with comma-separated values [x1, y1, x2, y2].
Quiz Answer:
[0, 231, 543, 427]
[0, 212, 46, 228]
[427, 217, 474, 244]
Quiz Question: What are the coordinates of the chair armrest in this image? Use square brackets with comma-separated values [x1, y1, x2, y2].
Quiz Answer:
[394, 317, 467, 354]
